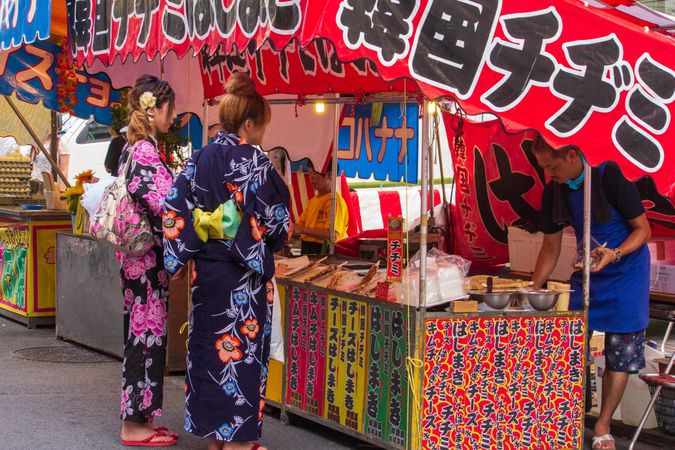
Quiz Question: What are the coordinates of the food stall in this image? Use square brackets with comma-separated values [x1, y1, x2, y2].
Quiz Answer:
[0, 207, 70, 327]
[0, 2, 76, 327]
[67, 1, 675, 449]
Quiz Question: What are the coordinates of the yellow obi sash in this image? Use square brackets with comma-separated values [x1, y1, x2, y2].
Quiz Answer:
[193, 200, 242, 242]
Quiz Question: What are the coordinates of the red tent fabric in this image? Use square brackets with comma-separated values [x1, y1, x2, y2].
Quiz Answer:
[70, 1, 675, 196]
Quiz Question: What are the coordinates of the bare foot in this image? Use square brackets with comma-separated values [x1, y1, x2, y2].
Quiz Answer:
[121, 421, 175, 445]
[207, 439, 225, 450]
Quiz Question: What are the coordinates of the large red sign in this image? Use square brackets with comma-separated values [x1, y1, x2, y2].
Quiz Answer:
[447, 116, 675, 265]
[69, 1, 675, 194]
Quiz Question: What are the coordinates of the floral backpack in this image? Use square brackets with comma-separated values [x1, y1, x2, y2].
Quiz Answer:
[89, 145, 154, 255]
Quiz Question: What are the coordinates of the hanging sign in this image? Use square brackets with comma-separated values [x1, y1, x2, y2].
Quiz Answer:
[0, 39, 119, 125]
[386, 216, 403, 283]
[0, 0, 51, 50]
[338, 104, 419, 183]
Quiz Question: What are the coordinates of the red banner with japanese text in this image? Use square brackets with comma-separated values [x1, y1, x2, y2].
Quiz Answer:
[447, 116, 675, 266]
[70, 1, 675, 194]
[448, 118, 540, 266]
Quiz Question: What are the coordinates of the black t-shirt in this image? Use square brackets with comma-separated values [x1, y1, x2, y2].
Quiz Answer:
[540, 161, 644, 234]
[104, 135, 127, 176]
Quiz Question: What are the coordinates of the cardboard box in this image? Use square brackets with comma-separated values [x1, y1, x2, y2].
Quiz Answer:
[589, 332, 605, 358]
[450, 300, 478, 313]
[508, 226, 577, 281]
[648, 237, 675, 264]
[650, 263, 675, 294]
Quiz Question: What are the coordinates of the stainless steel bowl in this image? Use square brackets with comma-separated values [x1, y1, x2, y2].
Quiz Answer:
[519, 291, 560, 311]
[470, 291, 517, 309]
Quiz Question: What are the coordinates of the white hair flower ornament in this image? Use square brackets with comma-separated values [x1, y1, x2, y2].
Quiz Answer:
[139, 91, 157, 110]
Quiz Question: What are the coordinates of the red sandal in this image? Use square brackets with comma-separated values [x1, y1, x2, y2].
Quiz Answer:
[121, 432, 177, 447]
[152, 425, 179, 439]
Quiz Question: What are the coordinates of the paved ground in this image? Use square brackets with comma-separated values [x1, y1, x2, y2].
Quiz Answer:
[0, 316, 672, 449]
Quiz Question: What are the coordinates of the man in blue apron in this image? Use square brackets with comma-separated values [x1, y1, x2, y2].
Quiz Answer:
[530, 136, 651, 450]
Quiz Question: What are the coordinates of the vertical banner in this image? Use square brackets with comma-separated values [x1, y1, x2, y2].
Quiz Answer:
[386, 216, 403, 283]
[365, 303, 389, 439]
[387, 309, 408, 447]
[325, 296, 368, 431]
[446, 117, 541, 266]
[324, 295, 341, 422]
[422, 316, 585, 449]
[354, 300, 368, 431]
[304, 290, 326, 416]
[285, 287, 306, 409]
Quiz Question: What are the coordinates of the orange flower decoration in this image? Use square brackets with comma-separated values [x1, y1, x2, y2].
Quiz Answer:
[227, 182, 243, 203]
[240, 319, 259, 340]
[250, 216, 267, 242]
[215, 334, 243, 363]
[163, 211, 185, 240]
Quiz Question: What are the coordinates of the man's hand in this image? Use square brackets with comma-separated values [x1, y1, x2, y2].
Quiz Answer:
[293, 223, 304, 235]
[590, 247, 617, 272]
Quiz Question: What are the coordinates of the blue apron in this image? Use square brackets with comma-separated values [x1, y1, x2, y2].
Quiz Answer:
[567, 164, 650, 333]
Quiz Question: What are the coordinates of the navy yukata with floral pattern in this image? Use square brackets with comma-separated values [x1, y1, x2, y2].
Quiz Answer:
[118, 139, 174, 423]
[162, 132, 290, 442]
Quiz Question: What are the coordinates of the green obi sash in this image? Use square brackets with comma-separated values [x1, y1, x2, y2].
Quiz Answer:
[193, 200, 242, 242]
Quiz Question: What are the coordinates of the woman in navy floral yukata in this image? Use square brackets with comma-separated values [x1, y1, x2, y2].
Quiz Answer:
[118, 75, 179, 447]
[163, 73, 291, 450]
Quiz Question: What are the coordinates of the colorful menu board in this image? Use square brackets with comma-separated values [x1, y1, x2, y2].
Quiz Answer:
[422, 316, 585, 450]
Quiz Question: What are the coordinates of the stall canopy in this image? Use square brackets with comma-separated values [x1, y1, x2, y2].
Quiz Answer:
[70, 0, 675, 196]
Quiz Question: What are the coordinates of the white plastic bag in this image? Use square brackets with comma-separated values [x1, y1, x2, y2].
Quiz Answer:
[80, 175, 116, 217]
[398, 248, 471, 306]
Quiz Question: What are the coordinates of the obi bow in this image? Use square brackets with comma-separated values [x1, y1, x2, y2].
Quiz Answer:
[193, 200, 241, 242]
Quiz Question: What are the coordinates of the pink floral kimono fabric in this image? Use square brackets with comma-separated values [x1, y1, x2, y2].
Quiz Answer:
[118, 139, 174, 423]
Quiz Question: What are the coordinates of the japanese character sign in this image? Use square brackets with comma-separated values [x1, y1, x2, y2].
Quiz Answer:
[422, 315, 586, 449]
[387, 216, 404, 282]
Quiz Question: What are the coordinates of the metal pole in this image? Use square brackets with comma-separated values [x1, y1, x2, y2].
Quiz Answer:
[582, 160, 592, 311]
[428, 105, 435, 230]
[581, 159, 592, 449]
[50, 111, 59, 180]
[202, 100, 209, 150]
[418, 102, 429, 309]
[3, 96, 71, 187]
[328, 102, 340, 255]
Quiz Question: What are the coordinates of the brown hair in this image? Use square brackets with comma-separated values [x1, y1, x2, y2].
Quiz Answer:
[531, 134, 578, 160]
[126, 75, 175, 145]
[218, 72, 270, 134]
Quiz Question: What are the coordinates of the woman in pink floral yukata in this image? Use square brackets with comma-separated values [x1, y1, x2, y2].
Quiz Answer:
[118, 75, 179, 447]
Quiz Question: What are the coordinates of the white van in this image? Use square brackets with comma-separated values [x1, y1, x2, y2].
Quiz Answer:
[59, 115, 112, 183]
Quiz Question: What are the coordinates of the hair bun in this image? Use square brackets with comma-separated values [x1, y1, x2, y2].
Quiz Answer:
[225, 72, 256, 96]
